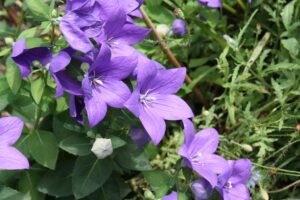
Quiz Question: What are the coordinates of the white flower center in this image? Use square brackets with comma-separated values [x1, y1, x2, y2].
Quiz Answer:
[139, 90, 156, 108]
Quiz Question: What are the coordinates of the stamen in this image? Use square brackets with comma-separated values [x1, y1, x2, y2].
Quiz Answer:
[224, 181, 233, 189]
[139, 91, 156, 108]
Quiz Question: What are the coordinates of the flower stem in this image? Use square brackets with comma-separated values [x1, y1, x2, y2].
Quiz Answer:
[268, 179, 300, 193]
[139, 6, 209, 108]
[222, 3, 237, 15]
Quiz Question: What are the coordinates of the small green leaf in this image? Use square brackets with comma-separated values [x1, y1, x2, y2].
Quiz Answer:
[18, 27, 37, 39]
[5, 57, 21, 94]
[59, 134, 92, 156]
[26, 38, 50, 49]
[111, 136, 126, 149]
[31, 76, 45, 104]
[27, 131, 59, 169]
[281, 0, 296, 30]
[143, 170, 174, 198]
[144, 5, 175, 24]
[281, 38, 299, 57]
[72, 155, 113, 198]
[25, 0, 51, 21]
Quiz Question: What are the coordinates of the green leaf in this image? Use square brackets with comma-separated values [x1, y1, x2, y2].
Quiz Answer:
[18, 171, 44, 200]
[5, 57, 21, 94]
[115, 144, 151, 171]
[25, 0, 51, 21]
[26, 38, 50, 49]
[59, 134, 92, 156]
[281, 0, 296, 30]
[144, 5, 175, 24]
[88, 175, 131, 200]
[31, 76, 45, 104]
[143, 170, 174, 198]
[0, 186, 28, 200]
[111, 136, 126, 149]
[18, 27, 37, 39]
[38, 160, 74, 198]
[72, 155, 113, 198]
[281, 38, 299, 57]
[27, 130, 59, 169]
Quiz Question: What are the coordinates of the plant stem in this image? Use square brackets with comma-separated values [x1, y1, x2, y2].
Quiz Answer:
[268, 179, 300, 193]
[223, 3, 237, 15]
[139, 6, 209, 108]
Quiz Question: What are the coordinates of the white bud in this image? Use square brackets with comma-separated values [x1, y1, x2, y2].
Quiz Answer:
[241, 144, 253, 152]
[156, 24, 170, 37]
[260, 188, 269, 200]
[203, 110, 210, 116]
[91, 138, 113, 159]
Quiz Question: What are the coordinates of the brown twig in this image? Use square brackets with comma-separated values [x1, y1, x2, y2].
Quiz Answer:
[139, 6, 209, 108]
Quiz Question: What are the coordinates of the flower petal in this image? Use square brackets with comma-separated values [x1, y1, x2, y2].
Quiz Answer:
[146, 68, 186, 94]
[139, 107, 166, 146]
[223, 184, 250, 200]
[228, 159, 252, 184]
[0, 117, 24, 146]
[60, 13, 93, 53]
[114, 23, 150, 46]
[0, 147, 29, 170]
[124, 88, 142, 118]
[192, 165, 218, 187]
[95, 53, 137, 79]
[101, 79, 131, 108]
[50, 50, 72, 73]
[192, 154, 228, 174]
[151, 94, 194, 120]
[190, 128, 219, 155]
[84, 88, 107, 127]
[54, 71, 83, 96]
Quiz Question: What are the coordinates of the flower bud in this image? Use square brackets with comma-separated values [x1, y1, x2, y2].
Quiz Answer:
[5, 37, 14, 46]
[241, 144, 253, 152]
[156, 24, 170, 38]
[173, 8, 184, 19]
[91, 138, 113, 159]
[172, 19, 187, 36]
[191, 179, 213, 200]
[260, 188, 269, 200]
[130, 127, 151, 148]
[144, 190, 155, 200]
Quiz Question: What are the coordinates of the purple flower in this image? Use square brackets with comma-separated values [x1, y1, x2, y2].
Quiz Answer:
[60, 0, 103, 53]
[217, 159, 252, 200]
[124, 63, 194, 145]
[197, 0, 222, 8]
[162, 191, 178, 200]
[69, 95, 85, 125]
[130, 127, 151, 148]
[11, 39, 52, 78]
[50, 48, 83, 97]
[82, 46, 137, 127]
[0, 117, 29, 170]
[178, 119, 228, 187]
[11, 40, 82, 97]
[172, 19, 187, 36]
[95, 6, 149, 58]
[191, 179, 213, 200]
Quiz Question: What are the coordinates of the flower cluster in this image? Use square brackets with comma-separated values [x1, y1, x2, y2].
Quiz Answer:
[12, 0, 193, 145]
[163, 119, 252, 200]
[10, 0, 253, 199]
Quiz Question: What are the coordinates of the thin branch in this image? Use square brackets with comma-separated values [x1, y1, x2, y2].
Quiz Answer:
[139, 6, 209, 108]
